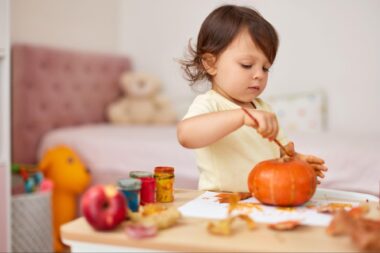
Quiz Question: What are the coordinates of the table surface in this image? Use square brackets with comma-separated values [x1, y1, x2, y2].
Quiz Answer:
[61, 188, 380, 252]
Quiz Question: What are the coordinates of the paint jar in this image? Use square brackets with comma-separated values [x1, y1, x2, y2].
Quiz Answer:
[117, 178, 141, 212]
[140, 177, 156, 205]
[154, 166, 174, 203]
[129, 170, 155, 205]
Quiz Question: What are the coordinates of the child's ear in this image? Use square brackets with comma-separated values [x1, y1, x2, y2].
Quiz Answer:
[201, 53, 217, 76]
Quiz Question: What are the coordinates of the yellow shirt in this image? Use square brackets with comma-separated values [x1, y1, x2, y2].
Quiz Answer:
[183, 90, 289, 192]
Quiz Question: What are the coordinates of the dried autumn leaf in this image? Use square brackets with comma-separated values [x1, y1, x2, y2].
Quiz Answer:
[351, 218, 380, 251]
[356, 218, 380, 231]
[326, 210, 356, 236]
[207, 215, 256, 236]
[317, 202, 352, 214]
[208, 192, 257, 236]
[326, 204, 372, 236]
[326, 205, 371, 236]
[352, 230, 380, 251]
[129, 205, 181, 230]
[305, 204, 317, 209]
[207, 218, 234, 236]
[347, 205, 369, 218]
[326, 206, 380, 251]
[238, 192, 252, 201]
[268, 220, 301, 231]
[227, 193, 241, 215]
[236, 214, 256, 230]
[233, 203, 263, 214]
[215, 192, 251, 204]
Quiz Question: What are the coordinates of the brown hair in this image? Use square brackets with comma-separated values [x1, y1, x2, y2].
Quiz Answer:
[180, 5, 279, 85]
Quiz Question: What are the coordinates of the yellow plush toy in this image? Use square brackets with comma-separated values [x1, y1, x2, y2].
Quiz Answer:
[39, 145, 91, 252]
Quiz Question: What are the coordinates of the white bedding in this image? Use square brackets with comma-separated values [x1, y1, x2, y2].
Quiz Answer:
[37, 124, 380, 196]
[37, 124, 198, 189]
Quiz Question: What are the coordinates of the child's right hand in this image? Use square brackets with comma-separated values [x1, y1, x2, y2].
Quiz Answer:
[242, 108, 279, 141]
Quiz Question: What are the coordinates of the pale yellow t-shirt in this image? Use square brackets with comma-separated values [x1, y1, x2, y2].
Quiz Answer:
[183, 90, 289, 192]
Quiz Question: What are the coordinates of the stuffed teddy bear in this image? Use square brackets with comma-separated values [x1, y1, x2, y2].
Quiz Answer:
[38, 145, 91, 252]
[107, 72, 177, 124]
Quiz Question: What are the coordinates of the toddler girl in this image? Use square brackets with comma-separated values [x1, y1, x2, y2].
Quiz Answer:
[178, 4, 327, 192]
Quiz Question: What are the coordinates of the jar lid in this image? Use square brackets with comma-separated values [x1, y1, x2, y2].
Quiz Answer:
[117, 178, 141, 190]
[129, 170, 153, 179]
[154, 166, 174, 173]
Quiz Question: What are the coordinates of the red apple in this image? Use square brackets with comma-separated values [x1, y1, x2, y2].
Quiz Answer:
[81, 184, 127, 230]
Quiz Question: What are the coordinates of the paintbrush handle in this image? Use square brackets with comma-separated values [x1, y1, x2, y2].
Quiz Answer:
[241, 107, 292, 157]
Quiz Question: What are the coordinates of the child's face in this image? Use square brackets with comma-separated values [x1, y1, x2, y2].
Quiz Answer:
[211, 27, 271, 105]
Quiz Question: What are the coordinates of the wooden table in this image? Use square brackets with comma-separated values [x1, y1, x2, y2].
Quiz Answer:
[61, 188, 379, 252]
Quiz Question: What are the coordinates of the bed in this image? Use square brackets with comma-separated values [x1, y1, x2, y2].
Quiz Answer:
[36, 124, 197, 189]
[12, 44, 380, 196]
[11, 43, 197, 189]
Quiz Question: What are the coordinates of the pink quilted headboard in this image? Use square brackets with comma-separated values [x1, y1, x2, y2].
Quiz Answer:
[12, 44, 132, 164]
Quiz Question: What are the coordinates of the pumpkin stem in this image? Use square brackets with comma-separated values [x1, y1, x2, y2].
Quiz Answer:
[280, 156, 293, 163]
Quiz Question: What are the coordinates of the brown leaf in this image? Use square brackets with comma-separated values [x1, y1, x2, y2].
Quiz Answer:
[236, 214, 256, 230]
[215, 192, 252, 204]
[326, 205, 371, 236]
[227, 193, 241, 215]
[268, 220, 301, 231]
[351, 218, 380, 250]
[207, 215, 256, 236]
[327, 206, 380, 251]
[208, 192, 257, 236]
[317, 202, 352, 214]
[207, 218, 234, 236]
[326, 210, 356, 236]
[347, 205, 369, 218]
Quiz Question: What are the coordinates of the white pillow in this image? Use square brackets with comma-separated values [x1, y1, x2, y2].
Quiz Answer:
[266, 90, 327, 133]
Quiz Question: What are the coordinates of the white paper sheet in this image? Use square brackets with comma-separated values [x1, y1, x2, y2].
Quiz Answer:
[179, 190, 364, 227]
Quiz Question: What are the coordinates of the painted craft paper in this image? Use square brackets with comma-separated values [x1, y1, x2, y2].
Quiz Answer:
[179, 190, 362, 226]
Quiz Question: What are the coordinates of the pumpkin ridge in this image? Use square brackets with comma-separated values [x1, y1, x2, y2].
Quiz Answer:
[290, 166, 295, 205]
[270, 166, 276, 205]
[305, 162, 316, 199]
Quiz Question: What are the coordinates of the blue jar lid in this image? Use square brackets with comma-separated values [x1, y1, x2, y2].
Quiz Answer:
[117, 178, 141, 190]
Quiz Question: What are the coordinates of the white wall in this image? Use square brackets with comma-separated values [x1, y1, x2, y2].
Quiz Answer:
[118, 0, 219, 118]
[11, 0, 121, 53]
[119, 0, 380, 135]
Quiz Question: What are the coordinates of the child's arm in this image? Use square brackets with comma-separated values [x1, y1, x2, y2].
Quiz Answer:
[281, 142, 328, 184]
[177, 108, 279, 148]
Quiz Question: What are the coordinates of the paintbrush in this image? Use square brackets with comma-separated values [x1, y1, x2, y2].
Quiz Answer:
[241, 107, 292, 157]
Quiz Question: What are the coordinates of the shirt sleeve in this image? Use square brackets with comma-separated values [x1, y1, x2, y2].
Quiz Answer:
[182, 94, 216, 120]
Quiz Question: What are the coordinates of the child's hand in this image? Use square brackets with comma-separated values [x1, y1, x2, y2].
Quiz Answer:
[242, 108, 279, 141]
[283, 142, 328, 184]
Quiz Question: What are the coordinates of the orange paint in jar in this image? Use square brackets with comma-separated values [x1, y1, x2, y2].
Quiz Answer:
[154, 166, 174, 203]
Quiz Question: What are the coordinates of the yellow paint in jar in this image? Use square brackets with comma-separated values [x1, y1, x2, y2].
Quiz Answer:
[154, 166, 174, 203]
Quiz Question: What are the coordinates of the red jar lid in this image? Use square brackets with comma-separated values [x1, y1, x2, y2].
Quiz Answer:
[154, 166, 174, 174]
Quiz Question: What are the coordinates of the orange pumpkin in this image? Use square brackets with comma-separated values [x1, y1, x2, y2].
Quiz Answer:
[248, 157, 317, 207]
